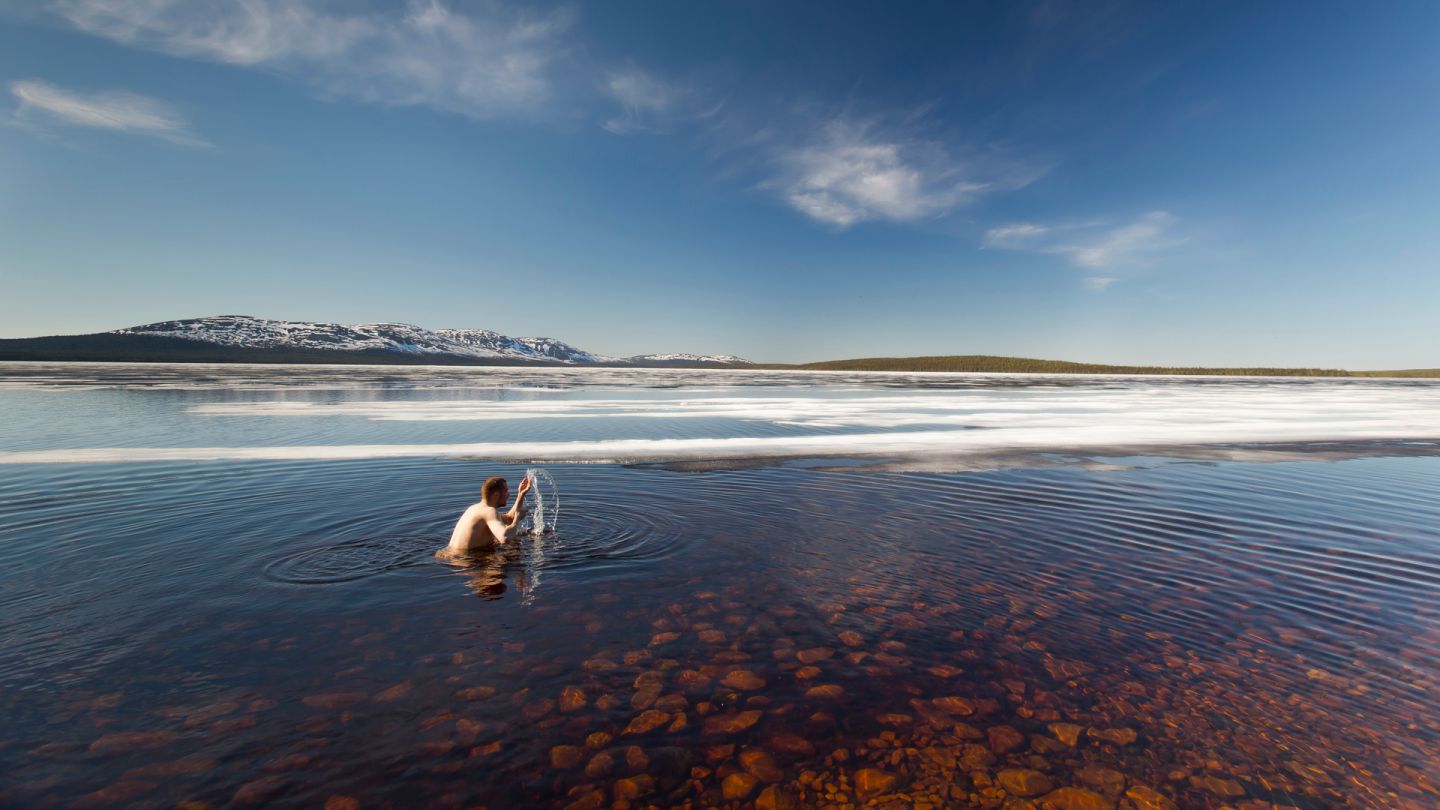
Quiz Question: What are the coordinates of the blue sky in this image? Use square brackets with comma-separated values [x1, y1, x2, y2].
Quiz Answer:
[2, 1, 1438, 366]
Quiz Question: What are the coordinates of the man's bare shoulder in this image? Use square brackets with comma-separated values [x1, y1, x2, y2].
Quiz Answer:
[459, 502, 495, 520]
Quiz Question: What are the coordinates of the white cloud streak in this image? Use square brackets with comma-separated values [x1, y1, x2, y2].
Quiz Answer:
[984, 211, 1181, 288]
[9, 78, 209, 146]
[772, 120, 1031, 229]
[600, 66, 681, 134]
[49, 0, 571, 120]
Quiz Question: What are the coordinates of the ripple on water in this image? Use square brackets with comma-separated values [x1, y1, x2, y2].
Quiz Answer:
[264, 535, 439, 584]
[518, 498, 693, 577]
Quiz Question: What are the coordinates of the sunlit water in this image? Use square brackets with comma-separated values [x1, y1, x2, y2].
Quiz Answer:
[1, 362, 1438, 809]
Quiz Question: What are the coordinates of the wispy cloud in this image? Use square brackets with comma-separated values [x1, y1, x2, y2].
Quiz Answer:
[984, 210, 1181, 287]
[771, 120, 1033, 229]
[9, 78, 209, 146]
[49, 0, 572, 120]
[600, 66, 681, 134]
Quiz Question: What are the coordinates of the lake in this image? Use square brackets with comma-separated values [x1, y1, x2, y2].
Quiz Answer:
[1, 362, 1438, 809]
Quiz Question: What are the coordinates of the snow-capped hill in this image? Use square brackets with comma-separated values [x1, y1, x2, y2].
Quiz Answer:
[435, 329, 614, 364]
[110, 316, 749, 366]
[627, 353, 751, 366]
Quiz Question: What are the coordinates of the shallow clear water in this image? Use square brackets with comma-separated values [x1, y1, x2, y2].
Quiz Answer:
[1, 362, 1438, 809]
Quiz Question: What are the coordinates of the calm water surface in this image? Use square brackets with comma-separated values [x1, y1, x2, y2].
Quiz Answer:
[1, 363, 1438, 809]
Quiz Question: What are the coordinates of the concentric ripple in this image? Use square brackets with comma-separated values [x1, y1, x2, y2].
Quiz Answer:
[264, 535, 439, 584]
[520, 498, 693, 576]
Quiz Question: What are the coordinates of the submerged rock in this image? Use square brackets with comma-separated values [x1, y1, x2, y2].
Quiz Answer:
[740, 748, 785, 783]
[88, 731, 176, 753]
[1047, 723, 1083, 747]
[1123, 784, 1179, 810]
[703, 709, 762, 735]
[622, 710, 671, 736]
[301, 693, 366, 710]
[1087, 727, 1137, 746]
[722, 670, 766, 690]
[1037, 786, 1114, 810]
[559, 686, 587, 712]
[722, 772, 760, 800]
[998, 769, 1054, 797]
[855, 767, 902, 798]
[988, 724, 1026, 755]
[932, 696, 976, 716]
[755, 784, 799, 810]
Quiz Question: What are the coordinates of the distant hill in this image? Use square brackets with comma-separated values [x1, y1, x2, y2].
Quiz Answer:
[1, 320, 1432, 377]
[0, 316, 751, 367]
[763, 355, 1437, 377]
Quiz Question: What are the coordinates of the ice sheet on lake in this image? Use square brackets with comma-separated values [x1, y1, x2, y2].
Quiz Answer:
[4, 381, 1440, 465]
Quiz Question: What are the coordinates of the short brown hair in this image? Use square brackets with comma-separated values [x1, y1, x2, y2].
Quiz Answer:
[481, 476, 507, 501]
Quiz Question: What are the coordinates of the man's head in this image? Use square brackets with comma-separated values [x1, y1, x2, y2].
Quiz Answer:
[481, 476, 508, 507]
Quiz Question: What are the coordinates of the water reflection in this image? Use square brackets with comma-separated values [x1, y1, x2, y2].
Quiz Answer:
[438, 544, 521, 600]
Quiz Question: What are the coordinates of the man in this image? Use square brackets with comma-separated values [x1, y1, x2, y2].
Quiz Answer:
[444, 474, 532, 555]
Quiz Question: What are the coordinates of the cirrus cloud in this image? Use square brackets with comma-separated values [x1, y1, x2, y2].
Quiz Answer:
[771, 120, 1039, 229]
[984, 210, 1182, 288]
[48, 0, 572, 121]
[9, 78, 209, 146]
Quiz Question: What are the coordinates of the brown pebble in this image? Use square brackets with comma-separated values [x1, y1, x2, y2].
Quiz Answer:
[623, 745, 648, 772]
[1037, 786, 1115, 810]
[1124, 784, 1178, 810]
[551, 744, 584, 769]
[740, 748, 785, 783]
[987, 725, 1025, 754]
[1189, 774, 1245, 797]
[1047, 722, 1083, 747]
[469, 741, 502, 758]
[722, 670, 766, 690]
[805, 684, 844, 700]
[1087, 727, 1138, 746]
[622, 709, 671, 736]
[453, 686, 496, 701]
[931, 696, 975, 716]
[372, 682, 411, 702]
[666, 711, 688, 732]
[70, 780, 156, 808]
[702, 709, 762, 735]
[1076, 766, 1126, 795]
[88, 731, 176, 753]
[766, 732, 816, 757]
[755, 784, 799, 810]
[559, 686, 587, 712]
[232, 775, 288, 805]
[584, 750, 616, 778]
[612, 774, 655, 800]
[998, 768, 1054, 798]
[722, 772, 760, 801]
[564, 790, 606, 810]
[855, 767, 902, 798]
[796, 647, 835, 664]
[324, 796, 360, 810]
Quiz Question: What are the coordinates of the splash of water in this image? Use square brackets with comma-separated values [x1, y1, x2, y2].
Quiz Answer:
[524, 467, 559, 536]
[521, 467, 560, 606]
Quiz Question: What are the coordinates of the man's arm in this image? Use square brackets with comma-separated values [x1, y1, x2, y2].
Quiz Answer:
[507, 476, 533, 520]
[485, 511, 521, 545]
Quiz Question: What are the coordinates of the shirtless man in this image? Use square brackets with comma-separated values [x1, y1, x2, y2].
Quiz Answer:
[444, 474, 532, 555]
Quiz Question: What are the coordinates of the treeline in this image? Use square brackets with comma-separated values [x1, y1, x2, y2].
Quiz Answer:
[760, 355, 1400, 377]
